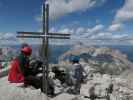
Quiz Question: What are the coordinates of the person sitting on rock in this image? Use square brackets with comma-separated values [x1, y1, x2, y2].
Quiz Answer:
[8, 44, 32, 84]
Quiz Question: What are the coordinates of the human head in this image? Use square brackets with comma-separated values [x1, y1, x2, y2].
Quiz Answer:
[70, 55, 80, 64]
[21, 43, 29, 48]
[21, 44, 32, 56]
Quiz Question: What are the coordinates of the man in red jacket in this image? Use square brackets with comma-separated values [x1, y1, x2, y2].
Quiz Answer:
[8, 44, 32, 83]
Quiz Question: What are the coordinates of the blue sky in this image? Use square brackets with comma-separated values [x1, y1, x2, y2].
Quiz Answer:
[0, 0, 133, 45]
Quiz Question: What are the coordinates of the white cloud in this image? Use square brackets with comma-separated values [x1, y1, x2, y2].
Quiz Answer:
[76, 24, 105, 38]
[85, 32, 131, 45]
[58, 28, 74, 34]
[112, 34, 128, 39]
[0, 32, 42, 45]
[87, 24, 104, 33]
[51, 24, 133, 45]
[35, 16, 42, 22]
[54, 24, 104, 38]
[49, 0, 93, 19]
[50, 27, 56, 32]
[76, 27, 86, 34]
[0, 33, 16, 40]
[89, 32, 119, 39]
[115, 0, 133, 22]
[92, 32, 112, 38]
[95, 32, 128, 39]
[0, 33, 20, 45]
[108, 23, 123, 32]
[36, 0, 106, 20]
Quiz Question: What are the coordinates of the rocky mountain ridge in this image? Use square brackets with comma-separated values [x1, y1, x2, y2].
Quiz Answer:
[59, 45, 133, 75]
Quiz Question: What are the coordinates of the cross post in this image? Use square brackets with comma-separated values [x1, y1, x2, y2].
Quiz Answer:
[17, 2, 70, 96]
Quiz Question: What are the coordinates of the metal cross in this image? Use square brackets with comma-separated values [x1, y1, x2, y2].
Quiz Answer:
[17, 2, 70, 96]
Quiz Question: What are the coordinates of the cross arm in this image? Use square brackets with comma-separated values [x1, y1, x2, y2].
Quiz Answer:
[49, 33, 71, 36]
[17, 31, 71, 39]
[17, 34, 70, 39]
[17, 32, 42, 35]
[17, 32, 71, 36]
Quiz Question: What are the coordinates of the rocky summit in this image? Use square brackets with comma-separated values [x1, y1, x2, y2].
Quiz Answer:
[1, 45, 133, 100]
[56, 45, 133, 100]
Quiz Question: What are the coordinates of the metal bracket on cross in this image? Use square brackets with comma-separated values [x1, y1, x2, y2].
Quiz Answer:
[16, 2, 71, 96]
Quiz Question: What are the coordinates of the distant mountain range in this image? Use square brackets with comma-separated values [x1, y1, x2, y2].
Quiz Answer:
[1, 44, 133, 64]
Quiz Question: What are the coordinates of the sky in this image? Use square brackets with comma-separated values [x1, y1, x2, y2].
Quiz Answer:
[0, 0, 133, 45]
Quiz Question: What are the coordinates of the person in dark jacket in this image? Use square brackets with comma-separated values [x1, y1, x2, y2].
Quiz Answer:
[70, 55, 86, 94]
